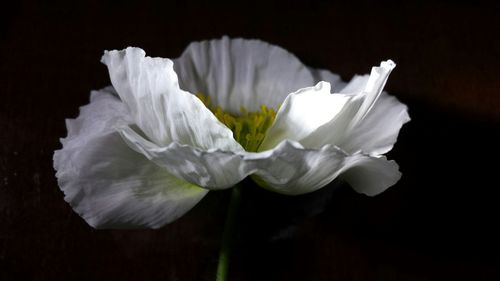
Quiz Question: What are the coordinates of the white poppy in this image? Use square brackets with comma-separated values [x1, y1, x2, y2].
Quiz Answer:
[54, 37, 409, 229]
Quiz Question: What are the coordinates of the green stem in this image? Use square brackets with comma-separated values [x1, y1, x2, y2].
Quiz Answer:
[216, 186, 241, 281]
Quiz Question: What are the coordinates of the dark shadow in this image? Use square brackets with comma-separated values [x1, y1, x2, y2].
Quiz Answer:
[229, 99, 500, 280]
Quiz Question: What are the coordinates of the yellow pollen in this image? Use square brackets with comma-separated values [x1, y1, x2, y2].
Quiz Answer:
[197, 93, 276, 152]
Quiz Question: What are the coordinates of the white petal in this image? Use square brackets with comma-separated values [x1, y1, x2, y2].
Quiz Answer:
[309, 67, 347, 92]
[173, 36, 315, 113]
[300, 60, 397, 149]
[259, 82, 352, 151]
[338, 93, 410, 155]
[119, 126, 251, 189]
[339, 74, 370, 94]
[339, 155, 402, 196]
[347, 60, 396, 125]
[54, 89, 207, 229]
[119, 126, 402, 196]
[247, 141, 350, 195]
[101, 47, 242, 152]
[249, 141, 401, 196]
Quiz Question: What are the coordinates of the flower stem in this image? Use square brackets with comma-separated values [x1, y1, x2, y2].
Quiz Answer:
[216, 185, 241, 281]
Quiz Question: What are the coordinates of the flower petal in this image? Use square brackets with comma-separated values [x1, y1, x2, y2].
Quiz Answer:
[248, 141, 350, 195]
[259, 82, 351, 151]
[300, 60, 398, 149]
[338, 93, 410, 155]
[54, 89, 207, 229]
[339, 155, 402, 196]
[339, 74, 370, 94]
[101, 47, 242, 152]
[309, 67, 347, 92]
[348, 60, 396, 125]
[119, 126, 251, 189]
[249, 141, 401, 196]
[173, 36, 315, 113]
[119, 127, 402, 196]
[119, 131, 350, 195]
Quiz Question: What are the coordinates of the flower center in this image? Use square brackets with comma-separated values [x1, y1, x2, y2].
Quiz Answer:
[197, 93, 276, 152]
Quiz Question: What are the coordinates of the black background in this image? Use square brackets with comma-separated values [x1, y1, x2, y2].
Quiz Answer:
[1, 1, 500, 280]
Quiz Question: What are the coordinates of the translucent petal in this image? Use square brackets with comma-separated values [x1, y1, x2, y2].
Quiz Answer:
[339, 74, 370, 94]
[120, 126, 402, 196]
[173, 36, 315, 113]
[338, 93, 410, 155]
[119, 126, 251, 189]
[300, 60, 398, 149]
[248, 141, 350, 195]
[101, 47, 242, 152]
[339, 155, 402, 196]
[259, 82, 351, 151]
[119, 127, 346, 194]
[309, 67, 347, 92]
[54, 89, 207, 229]
[248, 141, 402, 196]
[346, 60, 396, 126]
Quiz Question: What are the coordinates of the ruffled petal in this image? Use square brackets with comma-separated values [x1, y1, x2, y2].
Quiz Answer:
[101, 47, 243, 152]
[173, 36, 315, 113]
[348, 60, 396, 125]
[309, 67, 347, 92]
[119, 126, 250, 189]
[119, 126, 402, 196]
[338, 93, 410, 155]
[339, 74, 370, 94]
[248, 141, 350, 195]
[300, 60, 398, 149]
[250, 141, 401, 196]
[339, 155, 402, 196]
[54, 89, 207, 229]
[259, 82, 351, 151]
[119, 129, 350, 195]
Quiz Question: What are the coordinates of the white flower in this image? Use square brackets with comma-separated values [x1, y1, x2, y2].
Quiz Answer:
[54, 37, 409, 229]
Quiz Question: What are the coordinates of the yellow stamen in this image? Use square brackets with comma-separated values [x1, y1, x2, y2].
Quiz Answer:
[197, 93, 276, 152]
